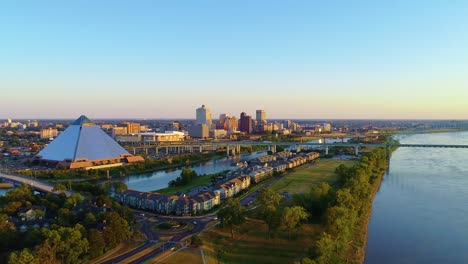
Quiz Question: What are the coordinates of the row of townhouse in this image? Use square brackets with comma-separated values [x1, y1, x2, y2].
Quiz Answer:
[249, 166, 274, 183]
[302, 152, 320, 161]
[216, 175, 251, 199]
[275, 150, 293, 159]
[250, 154, 277, 165]
[117, 152, 320, 216]
[117, 175, 251, 215]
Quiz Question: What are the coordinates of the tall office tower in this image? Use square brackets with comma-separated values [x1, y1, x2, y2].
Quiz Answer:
[256, 110, 266, 124]
[219, 114, 230, 126]
[239, 112, 252, 134]
[226, 116, 238, 132]
[123, 122, 141, 134]
[196, 105, 212, 127]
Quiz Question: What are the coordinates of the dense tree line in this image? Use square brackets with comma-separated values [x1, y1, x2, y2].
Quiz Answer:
[295, 147, 391, 264]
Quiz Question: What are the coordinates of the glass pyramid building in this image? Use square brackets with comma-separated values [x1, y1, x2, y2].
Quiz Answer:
[36, 115, 144, 169]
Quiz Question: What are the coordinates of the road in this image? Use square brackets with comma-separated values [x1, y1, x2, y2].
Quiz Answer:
[102, 162, 318, 263]
[0, 172, 72, 196]
[102, 210, 215, 264]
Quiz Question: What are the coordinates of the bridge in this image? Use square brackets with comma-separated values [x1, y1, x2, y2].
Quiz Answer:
[0, 172, 71, 196]
[124, 141, 468, 158]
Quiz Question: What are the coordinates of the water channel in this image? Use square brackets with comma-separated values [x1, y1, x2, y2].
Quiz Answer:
[124, 137, 350, 192]
[123, 151, 268, 192]
[365, 132, 468, 263]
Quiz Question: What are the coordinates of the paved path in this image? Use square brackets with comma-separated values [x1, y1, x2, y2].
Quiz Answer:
[200, 248, 207, 264]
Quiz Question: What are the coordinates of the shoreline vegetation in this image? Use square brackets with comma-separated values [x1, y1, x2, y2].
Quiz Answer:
[306, 143, 398, 263]
[200, 139, 397, 264]
[16, 145, 267, 182]
[17, 152, 226, 181]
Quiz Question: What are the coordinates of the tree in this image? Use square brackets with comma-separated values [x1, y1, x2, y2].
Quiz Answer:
[34, 239, 57, 263]
[217, 198, 245, 238]
[190, 234, 203, 246]
[43, 224, 89, 264]
[87, 229, 106, 259]
[6, 184, 34, 205]
[95, 195, 112, 208]
[103, 212, 131, 248]
[52, 183, 67, 193]
[83, 212, 97, 227]
[258, 188, 281, 237]
[112, 181, 128, 194]
[314, 232, 336, 264]
[281, 206, 309, 240]
[8, 248, 37, 264]
[64, 193, 83, 208]
[0, 213, 15, 231]
[57, 208, 74, 226]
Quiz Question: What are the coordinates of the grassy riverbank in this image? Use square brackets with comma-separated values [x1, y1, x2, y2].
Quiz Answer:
[310, 147, 395, 263]
[269, 159, 357, 194]
[0, 182, 14, 189]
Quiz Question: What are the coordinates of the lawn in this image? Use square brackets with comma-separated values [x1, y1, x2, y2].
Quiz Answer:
[153, 174, 213, 195]
[156, 247, 204, 264]
[200, 220, 323, 264]
[269, 159, 356, 194]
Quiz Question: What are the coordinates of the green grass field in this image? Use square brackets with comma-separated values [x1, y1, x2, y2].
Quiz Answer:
[269, 159, 357, 194]
[157, 247, 204, 264]
[153, 174, 213, 194]
[201, 220, 322, 264]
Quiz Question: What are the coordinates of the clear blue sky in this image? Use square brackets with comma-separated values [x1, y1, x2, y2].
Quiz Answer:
[1, 1, 468, 119]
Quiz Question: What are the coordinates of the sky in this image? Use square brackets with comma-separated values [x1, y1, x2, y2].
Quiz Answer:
[1, 0, 468, 120]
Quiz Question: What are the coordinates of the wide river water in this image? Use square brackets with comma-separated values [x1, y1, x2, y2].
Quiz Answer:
[365, 132, 468, 263]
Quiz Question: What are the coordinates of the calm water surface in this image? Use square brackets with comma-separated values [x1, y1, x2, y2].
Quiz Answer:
[0, 188, 12, 196]
[123, 151, 267, 192]
[365, 132, 468, 263]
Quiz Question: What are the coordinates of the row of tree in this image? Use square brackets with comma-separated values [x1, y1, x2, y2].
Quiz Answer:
[304, 147, 390, 264]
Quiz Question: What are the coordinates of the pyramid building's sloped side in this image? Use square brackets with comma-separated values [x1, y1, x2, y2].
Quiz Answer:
[37, 125, 81, 161]
[74, 126, 129, 161]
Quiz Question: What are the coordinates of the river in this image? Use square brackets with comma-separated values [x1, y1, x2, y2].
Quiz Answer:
[365, 132, 468, 263]
[0, 188, 12, 196]
[123, 151, 268, 192]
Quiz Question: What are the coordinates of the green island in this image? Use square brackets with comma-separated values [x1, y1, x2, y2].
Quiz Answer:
[153, 170, 228, 195]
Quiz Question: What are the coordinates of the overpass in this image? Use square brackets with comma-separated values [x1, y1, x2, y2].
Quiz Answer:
[124, 141, 468, 158]
[0, 172, 72, 196]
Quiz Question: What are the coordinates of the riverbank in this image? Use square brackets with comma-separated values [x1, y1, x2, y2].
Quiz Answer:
[358, 163, 385, 263]
[22, 152, 226, 181]
[0, 182, 14, 189]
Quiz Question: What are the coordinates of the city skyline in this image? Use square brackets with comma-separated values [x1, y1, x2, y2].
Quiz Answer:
[2, 1, 468, 119]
